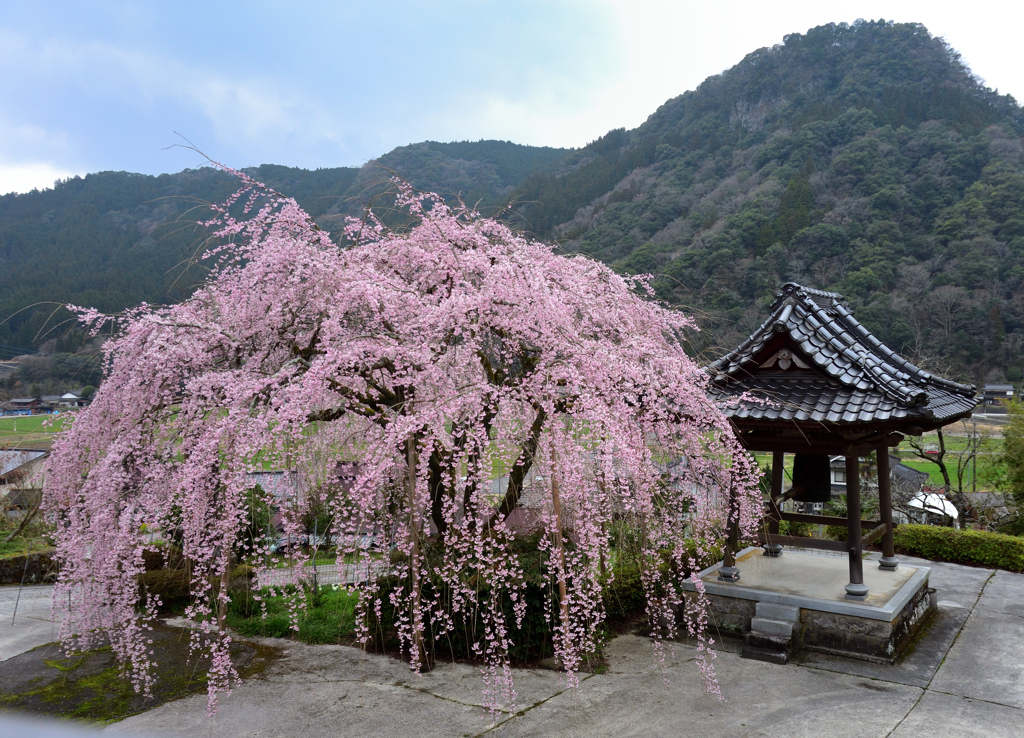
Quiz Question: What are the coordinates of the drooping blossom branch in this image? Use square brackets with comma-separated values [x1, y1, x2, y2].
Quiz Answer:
[44, 166, 761, 714]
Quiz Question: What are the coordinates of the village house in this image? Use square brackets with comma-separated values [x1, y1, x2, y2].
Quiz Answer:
[981, 383, 1015, 412]
[0, 398, 42, 416]
[57, 390, 90, 408]
[0, 389, 92, 416]
[0, 448, 48, 511]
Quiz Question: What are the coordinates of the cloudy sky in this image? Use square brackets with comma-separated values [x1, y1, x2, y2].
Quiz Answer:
[2, 1, 1022, 195]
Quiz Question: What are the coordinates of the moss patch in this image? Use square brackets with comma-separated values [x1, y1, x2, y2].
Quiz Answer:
[0, 622, 280, 725]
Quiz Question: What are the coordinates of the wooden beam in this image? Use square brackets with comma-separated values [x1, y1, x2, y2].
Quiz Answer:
[778, 511, 881, 528]
[737, 432, 904, 456]
[772, 486, 801, 507]
[876, 445, 897, 565]
[756, 532, 848, 552]
[766, 451, 784, 549]
[846, 454, 866, 593]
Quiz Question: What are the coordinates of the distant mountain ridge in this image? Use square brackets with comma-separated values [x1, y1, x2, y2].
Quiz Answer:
[2, 19, 1024, 387]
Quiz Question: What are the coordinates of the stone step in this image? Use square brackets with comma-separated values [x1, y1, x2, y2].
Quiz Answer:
[746, 631, 792, 652]
[750, 616, 795, 638]
[755, 602, 800, 622]
[740, 644, 788, 665]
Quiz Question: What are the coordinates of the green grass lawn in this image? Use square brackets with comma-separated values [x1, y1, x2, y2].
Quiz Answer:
[227, 585, 358, 643]
[898, 456, 1003, 490]
[0, 536, 52, 559]
[753, 443, 1005, 492]
[255, 548, 383, 569]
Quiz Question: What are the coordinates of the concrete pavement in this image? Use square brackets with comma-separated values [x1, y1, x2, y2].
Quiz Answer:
[4, 554, 1022, 737]
[104, 555, 1022, 738]
[0, 583, 60, 662]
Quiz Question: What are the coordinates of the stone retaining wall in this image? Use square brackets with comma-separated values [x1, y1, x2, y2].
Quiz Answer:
[0, 551, 57, 585]
[799, 581, 933, 662]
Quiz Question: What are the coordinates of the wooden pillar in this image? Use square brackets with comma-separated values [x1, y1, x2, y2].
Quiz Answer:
[719, 486, 741, 582]
[763, 451, 784, 557]
[844, 455, 868, 599]
[876, 447, 899, 570]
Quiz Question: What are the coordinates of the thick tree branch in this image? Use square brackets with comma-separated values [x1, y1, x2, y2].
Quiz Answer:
[485, 404, 546, 530]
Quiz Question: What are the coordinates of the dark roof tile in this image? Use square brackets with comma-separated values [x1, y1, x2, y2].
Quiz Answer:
[707, 283, 977, 429]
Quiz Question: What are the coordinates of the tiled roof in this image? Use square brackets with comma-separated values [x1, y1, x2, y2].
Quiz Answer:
[708, 283, 977, 428]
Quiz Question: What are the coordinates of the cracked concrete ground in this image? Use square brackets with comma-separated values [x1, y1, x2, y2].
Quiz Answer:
[5, 554, 1022, 737]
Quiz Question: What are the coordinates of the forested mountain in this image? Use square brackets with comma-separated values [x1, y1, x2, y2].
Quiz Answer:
[508, 20, 1024, 382]
[0, 141, 567, 356]
[3, 19, 1024, 388]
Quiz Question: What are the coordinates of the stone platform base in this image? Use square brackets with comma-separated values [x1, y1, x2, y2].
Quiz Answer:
[682, 548, 935, 663]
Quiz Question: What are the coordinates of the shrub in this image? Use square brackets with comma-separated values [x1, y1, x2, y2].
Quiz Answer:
[602, 563, 644, 625]
[141, 548, 165, 571]
[824, 524, 848, 542]
[141, 543, 186, 571]
[893, 524, 1024, 572]
[226, 592, 292, 638]
[779, 520, 812, 537]
[138, 557, 253, 614]
[367, 535, 721, 664]
[138, 569, 191, 612]
[298, 588, 358, 644]
[365, 571, 559, 664]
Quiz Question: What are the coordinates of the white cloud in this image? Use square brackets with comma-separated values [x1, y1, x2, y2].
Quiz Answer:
[2, 4, 1023, 176]
[0, 162, 79, 196]
[0, 96, 84, 192]
[0, 30, 347, 171]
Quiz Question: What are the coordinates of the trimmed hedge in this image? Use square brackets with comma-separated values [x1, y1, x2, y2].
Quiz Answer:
[893, 525, 1024, 572]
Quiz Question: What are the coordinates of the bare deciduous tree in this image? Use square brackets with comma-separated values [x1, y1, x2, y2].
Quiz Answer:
[926, 285, 968, 341]
[906, 421, 1015, 530]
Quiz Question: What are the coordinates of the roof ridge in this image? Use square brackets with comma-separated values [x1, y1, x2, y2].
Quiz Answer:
[707, 282, 978, 428]
[769, 282, 845, 312]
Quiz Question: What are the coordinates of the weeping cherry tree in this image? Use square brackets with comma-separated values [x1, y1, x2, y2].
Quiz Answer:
[44, 168, 761, 712]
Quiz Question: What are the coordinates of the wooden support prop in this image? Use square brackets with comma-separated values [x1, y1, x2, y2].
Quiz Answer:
[218, 562, 230, 633]
[407, 434, 428, 670]
[550, 446, 570, 638]
[863, 523, 888, 546]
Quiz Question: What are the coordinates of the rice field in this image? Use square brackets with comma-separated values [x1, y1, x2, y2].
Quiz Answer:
[0, 414, 67, 447]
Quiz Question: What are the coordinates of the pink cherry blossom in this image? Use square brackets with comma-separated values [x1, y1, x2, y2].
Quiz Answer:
[44, 166, 761, 714]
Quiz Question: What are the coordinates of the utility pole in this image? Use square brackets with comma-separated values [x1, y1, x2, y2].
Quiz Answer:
[972, 421, 977, 494]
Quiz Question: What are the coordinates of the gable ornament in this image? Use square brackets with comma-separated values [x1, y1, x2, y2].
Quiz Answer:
[760, 348, 809, 370]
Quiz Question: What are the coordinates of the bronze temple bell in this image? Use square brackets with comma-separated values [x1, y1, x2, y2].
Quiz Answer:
[791, 454, 832, 504]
